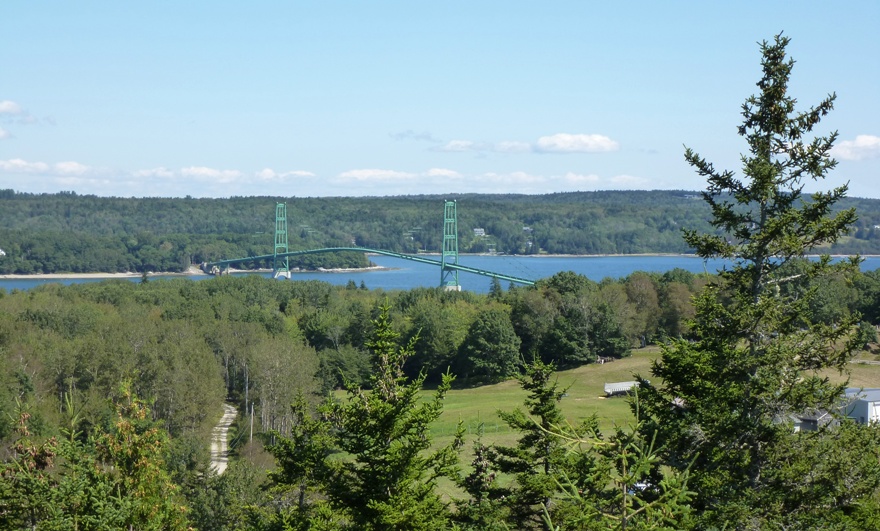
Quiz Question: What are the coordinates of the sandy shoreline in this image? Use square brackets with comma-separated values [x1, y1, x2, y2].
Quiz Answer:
[1, 253, 874, 281]
[0, 265, 392, 280]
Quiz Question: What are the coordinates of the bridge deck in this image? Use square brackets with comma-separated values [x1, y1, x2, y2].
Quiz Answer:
[202, 247, 536, 286]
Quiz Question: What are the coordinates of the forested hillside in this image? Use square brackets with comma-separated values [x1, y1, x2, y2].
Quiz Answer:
[1, 264, 878, 528]
[2, 189, 880, 274]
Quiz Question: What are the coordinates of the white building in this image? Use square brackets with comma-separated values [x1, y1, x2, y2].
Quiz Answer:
[0, 248, 5, 256]
[842, 388, 880, 424]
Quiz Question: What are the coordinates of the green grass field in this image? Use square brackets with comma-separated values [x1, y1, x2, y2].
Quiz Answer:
[431, 345, 880, 451]
[431, 348, 660, 450]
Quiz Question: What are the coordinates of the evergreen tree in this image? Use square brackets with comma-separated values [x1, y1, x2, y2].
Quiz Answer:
[488, 276, 504, 301]
[637, 34, 873, 526]
[267, 302, 463, 530]
[0, 387, 189, 530]
[452, 426, 510, 530]
[543, 400, 696, 531]
[488, 360, 570, 529]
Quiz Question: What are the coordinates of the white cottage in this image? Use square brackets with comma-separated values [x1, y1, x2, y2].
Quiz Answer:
[842, 388, 880, 424]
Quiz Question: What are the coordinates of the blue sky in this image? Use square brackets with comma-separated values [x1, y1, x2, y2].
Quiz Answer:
[2, 1, 878, 198]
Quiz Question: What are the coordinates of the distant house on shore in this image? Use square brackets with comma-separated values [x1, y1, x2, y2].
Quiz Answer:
[776, 389, 880, 433]
[0, 248, 5, 256]
[843, 388, 880, 425]
[794, 410, 835, 432]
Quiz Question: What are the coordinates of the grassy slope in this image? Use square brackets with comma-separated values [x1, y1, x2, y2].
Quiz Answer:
[432, 348, 660, 451]
[421, 346, 878, 500]
[433, 346, 880, 450]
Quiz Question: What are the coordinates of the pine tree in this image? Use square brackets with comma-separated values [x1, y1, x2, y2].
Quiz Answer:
[0, 388, 189, 530]
[488, 360, 570, 529]
[637, 34, 871, 526]
[268, 302, 463, 530]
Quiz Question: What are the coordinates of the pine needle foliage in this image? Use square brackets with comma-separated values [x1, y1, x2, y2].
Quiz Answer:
[637, 34, 873, 527]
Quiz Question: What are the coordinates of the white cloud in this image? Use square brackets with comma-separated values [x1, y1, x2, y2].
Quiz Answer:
[256, 168, 278, 180]
[0, 100, 23, 115]
[0, 100, 38, 125]
[435, 140, 480, 152]
[833, 135, 880, 161]
[55, 161, 90, 175]
[255, 168, 315, 181]
[494, 141, 532, 153]
[535, 133, 619, 153]
[424, 168, 462, 178]
[0, 127, 9, 140]
[433, 133, 619, 155]
[0, 158, 50, 173]
[390, 130, 440, 143]
[336, 169, 416, 182]
[132, 167, 175, 178]
[180, 166, 243, 183]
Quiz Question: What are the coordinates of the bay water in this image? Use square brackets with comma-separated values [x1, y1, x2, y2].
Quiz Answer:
[2, 255, 878, 294]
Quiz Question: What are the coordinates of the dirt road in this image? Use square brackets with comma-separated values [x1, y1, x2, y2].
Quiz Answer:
[210, 403, 237, 475]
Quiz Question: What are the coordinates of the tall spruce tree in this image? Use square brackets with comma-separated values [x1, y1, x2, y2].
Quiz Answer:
[487, 360, 571, 529]
[267, 302, 463, 530]
[636, 34, 875, 526]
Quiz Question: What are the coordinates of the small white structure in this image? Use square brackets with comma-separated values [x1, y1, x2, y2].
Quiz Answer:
[0, 248, 5, 256]
[604, 381, 640, 397]
[842, 388, 880, 424]
[473, 228, 486, 237]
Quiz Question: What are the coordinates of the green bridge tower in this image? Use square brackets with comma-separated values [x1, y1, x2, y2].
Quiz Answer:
[440, 200, 460, 290]
[273, 202, 291, 279]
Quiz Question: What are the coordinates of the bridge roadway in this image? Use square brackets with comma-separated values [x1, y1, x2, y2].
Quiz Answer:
[202, 247, 536, 286]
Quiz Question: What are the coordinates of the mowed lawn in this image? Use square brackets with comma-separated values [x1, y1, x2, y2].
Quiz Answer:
[430, 345, 880, 450]
[431, 348, 662, 449]
[413, 345, 879, 500]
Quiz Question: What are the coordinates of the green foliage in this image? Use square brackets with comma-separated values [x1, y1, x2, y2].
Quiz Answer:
[267, 303, 464, 530]
[487, 360, 571, 529]
[638, 34, 878, 527]
[510, 272, 638, 368]
[0, 386, 189, 530]
[543, 399, 696, 531]
[459, 306, 522, 383]
[3, 190, 880, 274]
[856, 320, 878, 350]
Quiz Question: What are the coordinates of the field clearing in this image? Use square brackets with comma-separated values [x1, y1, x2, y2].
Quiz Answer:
[431, 348, 661, 449]
[431, 345, 880, 450]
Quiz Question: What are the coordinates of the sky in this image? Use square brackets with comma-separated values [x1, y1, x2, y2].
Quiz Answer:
[2, 1, 878, 199]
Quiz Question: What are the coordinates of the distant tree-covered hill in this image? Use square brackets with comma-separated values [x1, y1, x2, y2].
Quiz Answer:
[1, 189, 879, 274]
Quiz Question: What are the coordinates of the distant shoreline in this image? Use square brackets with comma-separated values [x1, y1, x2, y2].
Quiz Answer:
[1, 253, 875, 281]
[0, 265, 392, 281]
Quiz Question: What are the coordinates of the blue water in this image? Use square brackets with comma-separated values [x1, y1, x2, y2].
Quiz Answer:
[2, 255, 878, 294]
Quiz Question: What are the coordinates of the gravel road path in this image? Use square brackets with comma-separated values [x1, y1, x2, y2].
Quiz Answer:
[210, 403, 238, 475]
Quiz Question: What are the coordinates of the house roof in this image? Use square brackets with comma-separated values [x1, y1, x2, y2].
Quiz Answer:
[845, 388, 880, 402]
[796, 409, 830, 422]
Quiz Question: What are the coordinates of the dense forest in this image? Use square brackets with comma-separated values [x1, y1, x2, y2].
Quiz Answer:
[2, 188, 880, 275]
[1, 262, 879, 529]
[4, 36, 880, 530]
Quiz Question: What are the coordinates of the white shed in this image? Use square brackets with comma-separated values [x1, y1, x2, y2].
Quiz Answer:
[843, 388, 880, 424]
[604, 381, 640, 397]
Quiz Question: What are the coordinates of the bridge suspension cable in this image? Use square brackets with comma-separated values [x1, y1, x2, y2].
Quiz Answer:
[200, 202, 538, 288]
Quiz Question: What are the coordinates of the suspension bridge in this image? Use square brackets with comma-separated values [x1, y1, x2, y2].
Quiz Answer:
[200, 201, 537, 289]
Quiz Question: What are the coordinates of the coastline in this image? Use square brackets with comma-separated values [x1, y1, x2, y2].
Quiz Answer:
[1, 253, 875, 281]
[0, 264, 393, 281]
